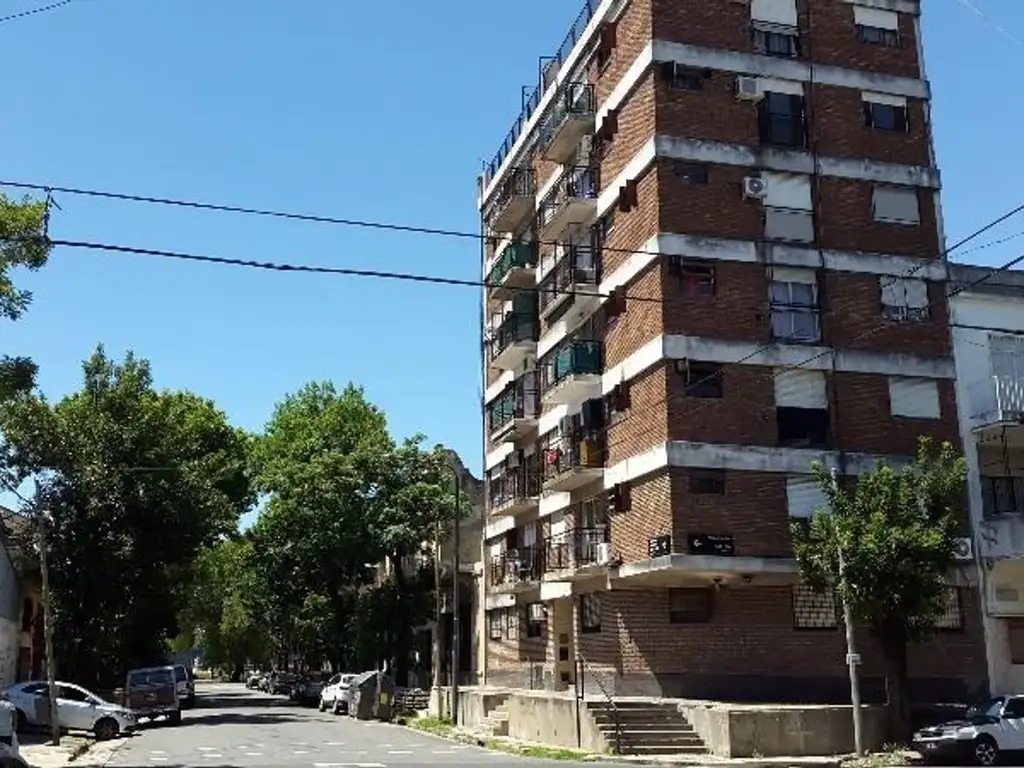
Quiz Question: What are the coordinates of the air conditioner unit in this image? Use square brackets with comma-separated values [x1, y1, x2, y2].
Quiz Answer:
[528, 603, 545, 621]
[952, 537, 974, 562]
[595, 542, 613, 565]
[743, 176, 769, 200]
[736, 76, 763, 101]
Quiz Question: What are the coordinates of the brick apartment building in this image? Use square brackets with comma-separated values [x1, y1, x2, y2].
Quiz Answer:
[477, 0, 987, 703]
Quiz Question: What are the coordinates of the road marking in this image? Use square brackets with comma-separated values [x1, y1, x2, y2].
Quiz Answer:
[294, 749, 311, 755]
[388, 749, 413, 754]
[325, 741, 346, 746]
[149, 759, 168, 763]
[313, 764, 385, 768]
[201, 754, 223, 759]
[197, 747, 215, 751]
[244, 752, 263, 757]
[149, 750, 166, 755]
[433, 750, 457, 755]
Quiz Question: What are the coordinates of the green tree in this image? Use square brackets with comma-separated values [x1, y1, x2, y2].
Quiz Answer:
[0, 193, 51, 400]
[791, 437, 967, 741]
[0, 347, 254, 687]
[250, 382, 459, 678]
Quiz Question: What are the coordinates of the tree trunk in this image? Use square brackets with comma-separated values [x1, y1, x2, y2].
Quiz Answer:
[392, 557, 411, 686]
[879, 619, 912, 744]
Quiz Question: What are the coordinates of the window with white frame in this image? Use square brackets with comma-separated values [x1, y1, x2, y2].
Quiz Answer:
[863, 92, 908, 132]
[853, 5, 900, 47]
[872, 186, 920, 225]
[880, 277, 929, 321]
[750, 0, 799, 57]
[888, 377, 940, 419]
[770, 269, 820, 342]
[763, 173, 814, 243]
[488, 611, 503, 640]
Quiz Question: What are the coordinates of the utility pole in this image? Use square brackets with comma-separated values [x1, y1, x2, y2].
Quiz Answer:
[450, 472, 461, 726]
[37, 511, 60, 746]
[831, 469, 863, 756]
[431, 519, 441, 699]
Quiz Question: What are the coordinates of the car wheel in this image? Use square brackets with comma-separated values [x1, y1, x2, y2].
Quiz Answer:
[974, 736, 1000, 766]
[94, 717, 119, 741]
[167, 711, 182, 727]
[318, 698, 326, 712]
[331, 699, 340, 715]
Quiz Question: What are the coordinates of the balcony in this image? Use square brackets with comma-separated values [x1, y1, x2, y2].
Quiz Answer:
[573, 526, 611, 569]
[490, 312, 539, 371]
[544, 534, 573, 574]
[538, 244, 601, 321]
[542, 434, 605, 492]
[488, 469, 541, 518]
[537, 166, 599, 242]
[539, 83, 595, 163]
[970, 375, 1024, 435]
[487, 377, 540, 444]
[541, 340, 603, 406]
[488, 242, 538, 301]
[489, 545, 544, 591]
[487, 167, 536, 234]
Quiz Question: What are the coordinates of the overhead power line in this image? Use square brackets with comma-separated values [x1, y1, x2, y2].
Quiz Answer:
[0, 0, 73, 24]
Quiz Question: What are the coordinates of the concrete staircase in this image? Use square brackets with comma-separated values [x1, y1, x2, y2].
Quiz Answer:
[479, 703, 510, 737]
[587, 700, 707, 756]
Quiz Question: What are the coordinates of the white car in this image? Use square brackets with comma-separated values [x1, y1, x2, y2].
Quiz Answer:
[5, 681, 136, 740]
[913, 695, 1024, 766]
[0, 699, 21, 763]
[318, 674, 356, 715]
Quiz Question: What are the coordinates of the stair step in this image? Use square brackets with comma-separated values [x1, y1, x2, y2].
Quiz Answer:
[617, 734, 705, 745]
[601, 726, 698, 736]
[619, 745, 708, 755]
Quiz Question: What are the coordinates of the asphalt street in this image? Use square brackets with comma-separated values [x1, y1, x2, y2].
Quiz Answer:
[100, 682, 616, 768]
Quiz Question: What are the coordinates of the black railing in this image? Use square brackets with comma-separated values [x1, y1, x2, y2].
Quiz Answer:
[486, 383, 538, 436]
[490, 312, 540, 361]
[490, 545, 545, 586]
[573, 527, 610, 566]
[541, 434, 606, 484]
[486, 167, 536, 225]
[539, 82, 596, 148]
[540, 340, 604, 392]
[539, 245, 600, 315]
[483, 0, 602, 186]
[545, 535, 572, 572]
[488, 469, 542, 510]
[575, 653, 621, 754]
[537, 166, 599, 232]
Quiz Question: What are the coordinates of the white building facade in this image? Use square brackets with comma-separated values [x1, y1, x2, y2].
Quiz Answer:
[952, 265, 1024, 694]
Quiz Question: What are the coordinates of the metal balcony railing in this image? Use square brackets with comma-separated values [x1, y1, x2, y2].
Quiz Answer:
[488, 469, 542, 510]
[490, 312, 540, 361]
[542, 433, 606, 484]
[490, 545, 545, 586]
[573, 527, 610, 566]
[538, 82, 595, 151]
[541, 340, 603, 392]
[545, 535, 572, 572]
[483, 0, 603, 187]
[488, 242, 537, 287]
[969, 375, 1024, 426]
[487, 382, 539, 436]
[538, 245, 600, 315]
[537, 166, 599, 232]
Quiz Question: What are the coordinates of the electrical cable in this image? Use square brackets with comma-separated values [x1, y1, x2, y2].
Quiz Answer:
[0, 0, 72, 24]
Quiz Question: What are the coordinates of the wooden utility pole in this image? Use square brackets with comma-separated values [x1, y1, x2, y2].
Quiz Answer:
[37, 511, 60, 746]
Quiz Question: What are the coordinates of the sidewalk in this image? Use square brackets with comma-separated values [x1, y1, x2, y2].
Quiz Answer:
[21, 736, 125, 768]
[584, 755, 841, 767]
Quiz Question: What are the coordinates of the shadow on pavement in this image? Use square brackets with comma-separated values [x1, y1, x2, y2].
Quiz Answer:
[179, 711, 312, 727]
[193, 691, 295, 709]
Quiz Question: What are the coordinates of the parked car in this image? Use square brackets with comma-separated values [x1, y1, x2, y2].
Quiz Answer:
[4, 681, 135, 740]
[912, 695, 1024, 766]
[0, 698, 21, 764]
[124, 666, 181, 725]
[171, 665, 195, 709]
[245, 673, 262, 689]
[291, 674, 325, 707]
[319, 673, 356, 715]
[270, 672, 296, 696]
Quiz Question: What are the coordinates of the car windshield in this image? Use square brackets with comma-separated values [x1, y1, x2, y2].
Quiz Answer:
[340, 675, 356, 685]
[174, 667, 187, 682]
[128, 669, 173, 686]
[967, 698, 1006, 718]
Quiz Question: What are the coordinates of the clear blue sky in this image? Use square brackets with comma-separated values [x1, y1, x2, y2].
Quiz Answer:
[0, 0, 1021, 505]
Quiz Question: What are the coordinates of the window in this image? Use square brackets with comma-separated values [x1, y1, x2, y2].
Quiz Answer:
[787, 476, 829, 520]
[872, 185, 920, 225]
[864, 98, 908, 132]
[752, 23, 800, 57]
[670, 259, 715, 296]
[598, 210, 616, 243]
[580, 594, 601, 633]
[505, 607, 520, 640]
[669, 588, 714, 623]
[982, 476, 1024, 517]
[488, 611, 502, 640]
[881, 277, 929, 321]
[774, 369, 827, 409]
[792, 584, 838, 629]
[678, 360, 722, 398]
[659, 62, 710, 90]
[934, 588, 963, 631]
[1008, 619, 1024, 664]
[758, 92, 805, 147]
[854, 5, 900, 47]
[777, 407, 829, 448]
[525, 604, 544, 638]
[765, 208, 814, 243]
[689, 469, 726, 495]
[888, 378, 940, 419]
[58, 685, 90, 703]
[751, 0, 797, 26]
[770, 278, 820, 342]
[673, 162, 708, 184]
[1005, 698, 1024, 719]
